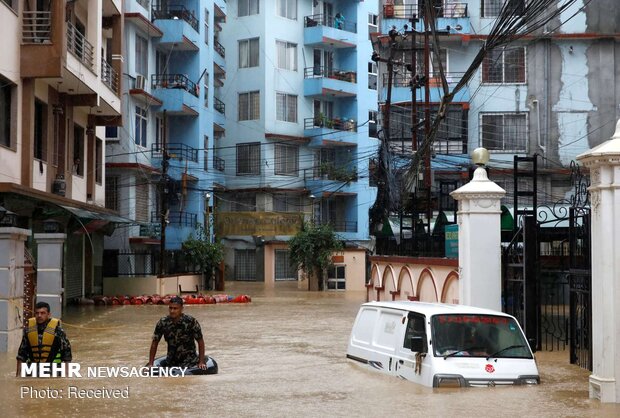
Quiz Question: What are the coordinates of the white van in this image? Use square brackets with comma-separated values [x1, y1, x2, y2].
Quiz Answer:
[346, 301, 539, 387]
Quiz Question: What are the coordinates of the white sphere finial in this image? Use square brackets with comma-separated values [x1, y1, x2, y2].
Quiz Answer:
[471, 147, 490, 166]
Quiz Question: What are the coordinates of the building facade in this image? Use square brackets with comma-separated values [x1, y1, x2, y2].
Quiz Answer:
[0, 0, 124, 299]
[105, 0, 227, 275]
[373, 0, 620, 250]
[216, 0, 378, 288]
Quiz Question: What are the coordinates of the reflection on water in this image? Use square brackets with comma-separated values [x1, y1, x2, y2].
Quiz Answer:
[1, 281, 619, 417]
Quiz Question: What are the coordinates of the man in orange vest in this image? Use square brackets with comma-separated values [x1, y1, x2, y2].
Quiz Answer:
[16, 301, 72, 376]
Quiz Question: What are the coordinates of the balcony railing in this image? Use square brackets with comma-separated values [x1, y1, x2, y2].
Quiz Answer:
[382, 72, 465, 87]
[214, 96, 225, 114]
[318, 219, 357, 233]
[151, 74, 199, 97]
[22, 11, 51, 43]
[214, 39, 225, 57]
[213, 156, 225, 172]
[304, 117, 356, 132]
[151, 211, 197, 227]
[151, 4, 199, 32]
[303, 166, 358, 183]
[383, 3, 468, 19]
[67, 22, 94, 70]
[304, 14, 357, 33]
[304, 67, 357, 83]
[101, 58, 119, 93]
[151, 142, 198, 162]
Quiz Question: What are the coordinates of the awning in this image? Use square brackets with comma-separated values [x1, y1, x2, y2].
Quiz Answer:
[61, 205, 136, 234]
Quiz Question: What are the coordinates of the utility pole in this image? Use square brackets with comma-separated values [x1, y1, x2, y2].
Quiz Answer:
[159, 110, 169, 276]
[423, 10, 432, 253]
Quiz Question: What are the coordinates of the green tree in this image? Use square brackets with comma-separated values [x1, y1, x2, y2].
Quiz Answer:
[182, 223, 224, 290]
[288, 222, 343, 291]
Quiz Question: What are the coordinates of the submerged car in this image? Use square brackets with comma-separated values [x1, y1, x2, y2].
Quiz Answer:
[346, 301, 539, 388]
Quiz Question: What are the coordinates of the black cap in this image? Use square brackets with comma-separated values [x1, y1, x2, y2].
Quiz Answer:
[169, 296, 184, 305]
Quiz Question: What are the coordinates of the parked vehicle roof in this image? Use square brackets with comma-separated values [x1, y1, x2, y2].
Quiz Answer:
[362, 301, 513, 318]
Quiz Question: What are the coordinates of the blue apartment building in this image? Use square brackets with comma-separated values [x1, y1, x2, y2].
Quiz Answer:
[105, 0, 227, 274]
[216, 0, 379, 288]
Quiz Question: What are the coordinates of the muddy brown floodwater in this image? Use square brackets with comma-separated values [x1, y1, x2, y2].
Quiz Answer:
[1, 281, 620, 417]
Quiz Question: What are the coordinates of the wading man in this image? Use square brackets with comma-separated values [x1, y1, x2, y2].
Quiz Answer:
[147, 296, 207, 370]
[16, 301, 72, 376]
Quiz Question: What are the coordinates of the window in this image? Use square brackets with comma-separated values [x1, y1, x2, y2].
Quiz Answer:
[482, 47, 525, 83]
[34, 100, 47, 161]
[238, 91, 260, 121]
[135, 181, 149, 223]
[95, 139, 103, 184]
[276, 93, 297, 123]
[105, 176, 119, 211]
[368, 14, 378, 41]
[135, 106, 147, 147]
[481, 113, 527, 152]
[327, 265, 346, 290]
[238, 0, 259, 17]
[155, 117, 163, 149]
[204, 135, 209, 171]
[276, 41, 297, 71]
[481, 0, 524, 18]
[234, 249, 256, 281]
[135, 35, 148, 77]
[105, 126, 119, 142]
[137, 0, 149, 9]
[274, 144, 298, 176]
[273, 193, 300, 212]
[239, 38, 259, 68]
[368, 62, 377, 90]
[369, 110, 378, 138]
[73, 125, 84, 176]
[275, 249, 297, 280]
[204, 9, 209, 45]
[277, 0, 297, 20]
[403, 313, 427, 351]
[232, 193, 256, 212]
[236, 142, 261, 175]
[0, 76, 14, 149]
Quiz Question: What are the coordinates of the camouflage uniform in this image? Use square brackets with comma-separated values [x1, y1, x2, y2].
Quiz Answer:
[16, 320, 72, 363]
[152, 313, 203, 367]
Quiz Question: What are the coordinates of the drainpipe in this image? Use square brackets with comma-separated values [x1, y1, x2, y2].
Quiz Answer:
[532, 99, 546, 155]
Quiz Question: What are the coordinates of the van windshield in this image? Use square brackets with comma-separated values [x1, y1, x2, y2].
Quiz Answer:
[431, 314, 532, 359]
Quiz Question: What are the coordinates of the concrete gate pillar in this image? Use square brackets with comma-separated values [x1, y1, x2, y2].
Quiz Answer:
[33, 233, 66, 319]
[0, 227, 32, 352]
[450, 148, 505, 311]
[577, 119, 620, 403]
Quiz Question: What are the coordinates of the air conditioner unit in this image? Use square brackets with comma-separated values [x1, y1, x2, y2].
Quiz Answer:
[135, 74, 146, 90]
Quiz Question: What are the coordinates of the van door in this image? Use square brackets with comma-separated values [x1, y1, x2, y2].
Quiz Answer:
[393, 312, 432, 386]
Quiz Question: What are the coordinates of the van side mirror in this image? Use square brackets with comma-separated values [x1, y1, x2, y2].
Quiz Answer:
[528, 338, 537, 353]
[410, 336, 426, 353]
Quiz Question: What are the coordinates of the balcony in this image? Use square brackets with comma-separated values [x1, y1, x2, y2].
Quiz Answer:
[152, 4, 199, 51]
[151, 142, 198, 162]
[67, 22, 94, 71]
[303, 165, 358, 184]
[382, 3, 471, 34]
[101, 58, 119, 94]
[380, 72, 469, 103]
[214, 97, 225, 114]
[214, 39, 225, 58]
[303, 14, 357, 48]
[318, 219, 358, 233]
[151, 211, 197, 227]
[151, 74, 199, 115]
[304, 117, 358, 147]
[213, 156, 225, 172]
[22, 11, 52, 43]
[304, 67, 357, 98]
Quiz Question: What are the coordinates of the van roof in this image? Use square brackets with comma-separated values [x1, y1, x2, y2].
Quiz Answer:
[362, 301, 513, 318]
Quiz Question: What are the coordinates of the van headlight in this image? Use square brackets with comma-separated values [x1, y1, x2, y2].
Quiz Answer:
[518, 375, 540, 385]
[433, 374, 466, 388]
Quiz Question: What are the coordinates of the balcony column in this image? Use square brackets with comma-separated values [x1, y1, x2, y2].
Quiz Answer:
[0, 227, 31, 353]
[33, 233, 66, 320]
[450, 148, 505, 311]
[111, 13, 124, 98]
[20, 79, 35, 188]
[86, 115, 96, 201]
[577, 119, 620, 403]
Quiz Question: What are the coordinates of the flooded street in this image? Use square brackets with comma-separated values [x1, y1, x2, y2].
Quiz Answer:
[1, 281, 619, 417]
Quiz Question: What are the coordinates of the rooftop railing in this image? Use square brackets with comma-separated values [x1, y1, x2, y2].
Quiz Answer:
[151, 4, 199, 32]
